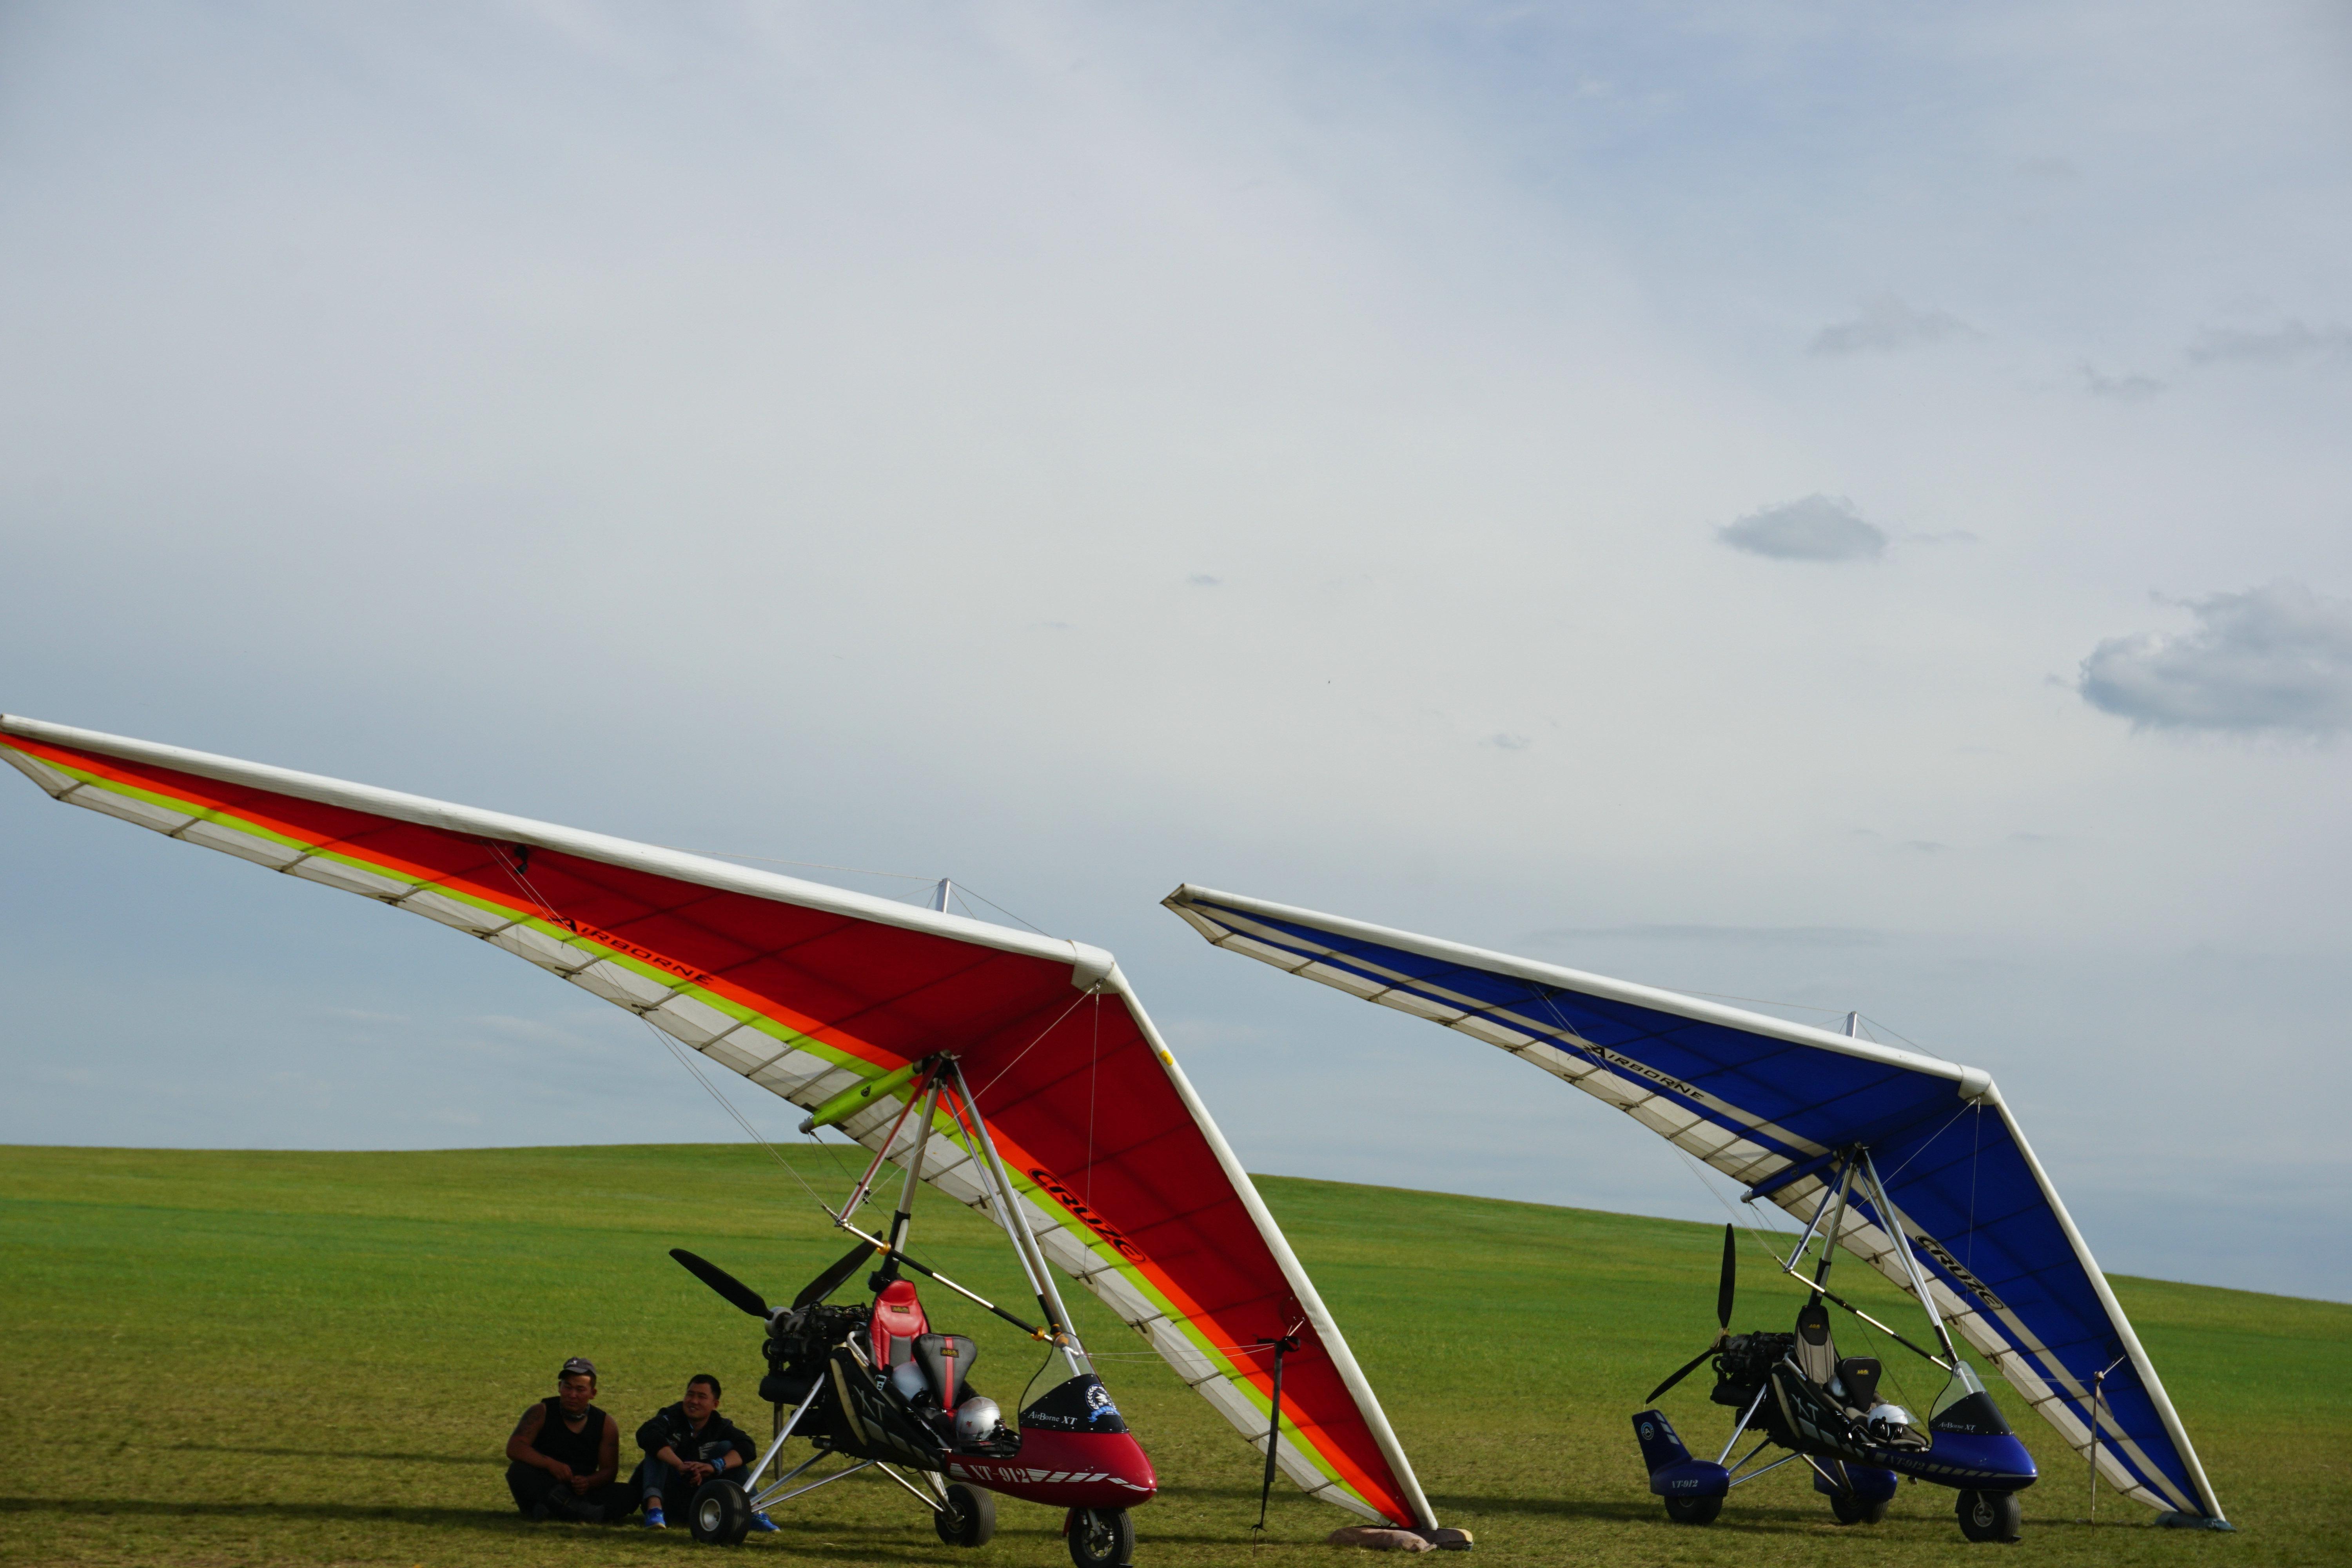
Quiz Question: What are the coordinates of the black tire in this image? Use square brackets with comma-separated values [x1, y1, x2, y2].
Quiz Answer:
[935, 1484, 997, 1547]
[1663, 1495, 1723, 1525]
[1830, 1492, 1888, 1525]
[1066, 1506, 1134, 1568]
[690, 1479, 753, 1546]
[1956, 1488, 2022, 1543]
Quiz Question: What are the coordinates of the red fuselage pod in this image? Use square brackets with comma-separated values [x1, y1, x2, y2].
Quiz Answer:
[945, 1429, 1158, 1510]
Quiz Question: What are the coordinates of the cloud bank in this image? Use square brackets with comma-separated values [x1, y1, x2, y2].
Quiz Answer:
[1809, 295, 1978, 356]
[2187, 320, 2352, 368]
[2080, 583, 2352, 735]
[1717, 495, 1887, 562]
[2082, 363, 2164, 401]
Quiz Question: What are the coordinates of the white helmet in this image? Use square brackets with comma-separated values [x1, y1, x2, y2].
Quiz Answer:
[953, 1397, 1003, 1445]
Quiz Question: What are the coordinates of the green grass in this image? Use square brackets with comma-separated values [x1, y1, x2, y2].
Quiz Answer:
[1, 1145, 2342, 1567]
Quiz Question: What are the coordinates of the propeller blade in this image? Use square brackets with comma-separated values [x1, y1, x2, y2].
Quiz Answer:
[668, 1248, 771, 1319]
[1645, 1345, 1718, 1404]
[793, 1239, 882, 1309]
[1717, 1222, 1737, 1330]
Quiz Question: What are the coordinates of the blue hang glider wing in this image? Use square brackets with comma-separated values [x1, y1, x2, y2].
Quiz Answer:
[1165, 884, 2226, 1525]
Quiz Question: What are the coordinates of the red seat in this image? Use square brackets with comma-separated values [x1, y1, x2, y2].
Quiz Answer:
[870, 1279, 929, 1368]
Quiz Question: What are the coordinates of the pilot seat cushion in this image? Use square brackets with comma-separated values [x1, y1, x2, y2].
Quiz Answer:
[870, 1280, 929, 1367]
[1793, 1301, 1840, 1387]
[1836, 1357, 1883, 1408]
[915, 1333, 978, 1411]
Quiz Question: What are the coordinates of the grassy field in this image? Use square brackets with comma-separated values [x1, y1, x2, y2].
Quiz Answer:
[1, 1144, 2342, 1568]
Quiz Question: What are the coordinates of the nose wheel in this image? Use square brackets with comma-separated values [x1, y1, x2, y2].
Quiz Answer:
[934, 1483, 997, 1547]
[689, 1479, 753, 1545]
[1956, 1489, 2023, 1542]
[1065, 1506, 1134, 1568]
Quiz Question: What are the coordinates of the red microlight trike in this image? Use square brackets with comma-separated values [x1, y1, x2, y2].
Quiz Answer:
[668, 1055, 1154, 1568]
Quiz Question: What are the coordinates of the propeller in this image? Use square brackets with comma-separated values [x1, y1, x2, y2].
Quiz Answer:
[793, 1239, 882, 1309]
[670, 1238, 887, 1322]
[1644, 1224, 1738, 1403]
[1716, 1219, 1737, 1329]
[669, 1248, 771, 1319]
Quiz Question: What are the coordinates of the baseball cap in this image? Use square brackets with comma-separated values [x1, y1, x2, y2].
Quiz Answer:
[559, 1356, 598, 1381]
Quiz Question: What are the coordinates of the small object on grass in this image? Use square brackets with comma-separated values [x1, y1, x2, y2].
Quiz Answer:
[1326, 1527, 1432, 1552]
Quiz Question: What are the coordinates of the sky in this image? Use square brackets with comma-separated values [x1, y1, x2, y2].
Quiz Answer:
[2, 1, 2348, 1301]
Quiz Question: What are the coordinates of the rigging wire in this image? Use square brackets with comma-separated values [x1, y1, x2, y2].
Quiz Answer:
[642, 1019, 824, 1196]
[938, 883, 1058, 939]
[472, 836, 925, 1206]
[1877, 1102, 1973, 1186]
[973, 987, 1102, 1103]
[1519, 970, 1966, 1384]
[1967, 1102, 1983, 1278]
[1085, 990, 1102, 1210]
[1517, 979, 1803, 1282]
[1677, 990, 1851, 1016]
[645, 844, 933, 882]
[472, 840, 831, 1205]
[651, 842, 1062, 938]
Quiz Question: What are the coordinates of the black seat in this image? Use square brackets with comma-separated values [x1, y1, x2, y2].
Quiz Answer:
[913, 1333, 978, 1414]
[1836, 1357, 1882, 1409]
[1793, 1300, 1839, 1388]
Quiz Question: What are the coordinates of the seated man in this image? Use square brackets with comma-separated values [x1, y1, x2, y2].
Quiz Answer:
[631, 1373, 772, 1532]
[505, 1357, 632, 1523]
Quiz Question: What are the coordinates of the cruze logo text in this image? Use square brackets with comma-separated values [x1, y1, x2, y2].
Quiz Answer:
[1028, 1170, 1147, 1262]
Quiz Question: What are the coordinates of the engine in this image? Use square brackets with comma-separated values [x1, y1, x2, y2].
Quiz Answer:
[1711, 1331, 1795, 1401]
[759, 1301, 869, 1407]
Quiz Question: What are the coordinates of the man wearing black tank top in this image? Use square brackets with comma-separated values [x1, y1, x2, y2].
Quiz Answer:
[504, 1357, 630, 1523]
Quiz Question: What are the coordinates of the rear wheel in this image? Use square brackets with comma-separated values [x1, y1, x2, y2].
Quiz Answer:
[1956, 1489, 2022, 1543]
[1066, 1506, 1134, 1568]
[1663, 1495, 1723, 1525]
[934, 1484, 996, 1547]
[1831, 1492, 1888, 1525]
[690, 1479, 753, 1546]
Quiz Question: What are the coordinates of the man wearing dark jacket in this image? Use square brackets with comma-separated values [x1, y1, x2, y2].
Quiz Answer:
[632, 1374, 771, 1531]
[505, 1357, 631, 1523]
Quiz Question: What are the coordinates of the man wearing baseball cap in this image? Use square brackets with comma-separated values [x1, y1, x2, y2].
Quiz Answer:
[504, 1357, 631, 1523]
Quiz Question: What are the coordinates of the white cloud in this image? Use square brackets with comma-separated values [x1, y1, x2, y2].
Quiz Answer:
[2081, 363, 2164, 401]
[1808, 295, 1979, 356]
[2080, 583, 2352, 735]
[1717, 495, 1887, 561]
[2187, 320, 2352, 368]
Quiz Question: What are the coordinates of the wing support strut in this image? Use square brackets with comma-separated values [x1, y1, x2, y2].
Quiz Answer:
[1768, 1150, 1955, 1370]
[1860, 1147, 1961, 1365]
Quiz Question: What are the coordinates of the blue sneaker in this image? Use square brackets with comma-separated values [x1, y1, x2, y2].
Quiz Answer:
[643, 1501, 666, 1530]
[751, 1511, 779, 1533]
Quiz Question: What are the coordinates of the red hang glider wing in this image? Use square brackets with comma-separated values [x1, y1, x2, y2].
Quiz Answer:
[0, 713, 1433, 1529]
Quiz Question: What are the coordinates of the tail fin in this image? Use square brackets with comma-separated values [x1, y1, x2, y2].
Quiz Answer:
[1634, 1408, 1730, 1500]
[1632, 1410, 1692, 1473]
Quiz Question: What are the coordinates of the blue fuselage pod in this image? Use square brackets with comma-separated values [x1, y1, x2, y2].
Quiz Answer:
[1888, 1430, 2038, 1492]
[1812, 1459, 1899, 1503]
[1633, 1409, 1730, 1499]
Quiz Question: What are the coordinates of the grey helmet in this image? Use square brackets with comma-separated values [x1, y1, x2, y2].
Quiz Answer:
[888, 1360, 930, 1403]
[953, 1397, 1004, 1446]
